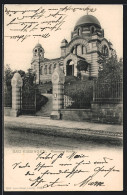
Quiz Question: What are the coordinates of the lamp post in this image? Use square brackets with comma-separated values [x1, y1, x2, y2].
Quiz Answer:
[33, 70, 37, 85]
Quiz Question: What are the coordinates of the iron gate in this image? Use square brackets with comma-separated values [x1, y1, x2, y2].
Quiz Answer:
[4, 86, 12, 107]
[22, 87, 36, 114]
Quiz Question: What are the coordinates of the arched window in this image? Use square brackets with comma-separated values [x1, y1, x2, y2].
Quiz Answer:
[102, 45, 109, 56]
[49, 65, 52, 74]
[53, 64, 56, 70]
[71, 47, 74, 54]
[90, 26, 96, 34]
[66, 60, 74, 76]
[78, 28, 80, 36]
[44, 65, 47, 74]
[39, 49, 43, 57]
[34, 49, 37, 56]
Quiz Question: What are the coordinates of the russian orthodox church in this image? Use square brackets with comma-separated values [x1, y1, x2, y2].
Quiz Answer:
[31, 14, 114, 84]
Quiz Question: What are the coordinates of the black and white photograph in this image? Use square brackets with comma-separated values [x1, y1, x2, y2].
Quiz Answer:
[4, 4, 123, 191]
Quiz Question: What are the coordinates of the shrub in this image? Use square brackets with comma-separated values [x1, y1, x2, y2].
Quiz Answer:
[64, 76, 93, 108]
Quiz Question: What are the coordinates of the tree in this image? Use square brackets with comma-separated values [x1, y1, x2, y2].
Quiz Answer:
[77, 60, 90, 80]
[23, 69, 36, 89]
[77, 60, 89, 72]
[4, 65, 36, 90]
[97, 53, 123, 82]
[4, 64, 13, 87]
[94, 53, 123, 103]
[13, 69, 25, 78]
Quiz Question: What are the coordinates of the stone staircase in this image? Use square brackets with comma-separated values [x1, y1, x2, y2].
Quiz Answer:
[36, 94, 52, 117]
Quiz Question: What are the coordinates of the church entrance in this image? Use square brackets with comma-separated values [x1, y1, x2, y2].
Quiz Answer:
[66, 60, 74, 76]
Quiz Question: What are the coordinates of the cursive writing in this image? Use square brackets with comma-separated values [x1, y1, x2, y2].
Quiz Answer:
[36, 151, 64, 164]
[4, 5, 97, 42]
[94, 157, 113, 164]
[75, 165, 120, 187]
[11, 150, 120, 190]
[12, 162, 30, 169]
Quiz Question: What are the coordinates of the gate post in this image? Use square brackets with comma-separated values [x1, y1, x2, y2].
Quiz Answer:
[50, 65, 65, 120]
[11, 72, 23, 117]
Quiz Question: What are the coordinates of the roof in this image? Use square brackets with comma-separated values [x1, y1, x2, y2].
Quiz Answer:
[43, 57, 64, 62]
[74, 15, 101, 30]
[61, 39, 68, 43]
[34, 43, 43, 48]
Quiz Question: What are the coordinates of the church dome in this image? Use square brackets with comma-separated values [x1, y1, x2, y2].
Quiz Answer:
[33, 43, 44, 53]
[34, 43, 43, 48]
[74, 15, 101, 30]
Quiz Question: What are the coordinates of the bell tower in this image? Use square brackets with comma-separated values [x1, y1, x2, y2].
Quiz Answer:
[31, 43, 45, 84]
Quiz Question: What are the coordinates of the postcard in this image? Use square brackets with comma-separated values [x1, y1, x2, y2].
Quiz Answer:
[4, 4, 123, 191]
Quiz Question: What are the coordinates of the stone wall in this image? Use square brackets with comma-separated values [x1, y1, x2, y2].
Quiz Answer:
[60, 103, 122, 124]
[91, 103, 123, 124]
[4, 107, 11, 116]
[60, 109, 92, 122]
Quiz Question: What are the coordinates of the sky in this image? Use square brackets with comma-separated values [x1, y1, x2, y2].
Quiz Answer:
[4, 4, 123, 72]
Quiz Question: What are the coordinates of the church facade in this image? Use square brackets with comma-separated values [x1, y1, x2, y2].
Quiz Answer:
[31, 14, 114, 84]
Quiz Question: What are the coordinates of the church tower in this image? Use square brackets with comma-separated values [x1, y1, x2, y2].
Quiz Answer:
[31, 43, 45, 84]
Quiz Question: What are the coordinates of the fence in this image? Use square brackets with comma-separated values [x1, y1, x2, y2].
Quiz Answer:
[93, 80, 123, 103]
[22, 87, 36, 114]
[4, 84, 47, 115]
[21, 87, 48, 114]
[4, 86, 12, 107]
[64, 80, 122, 109]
